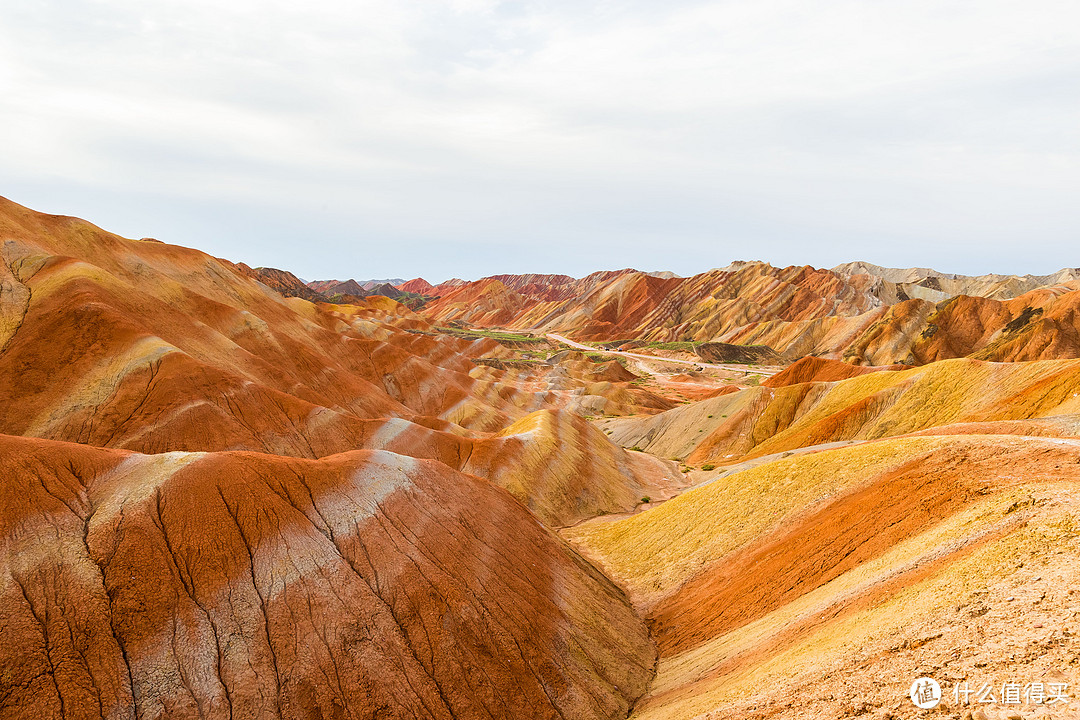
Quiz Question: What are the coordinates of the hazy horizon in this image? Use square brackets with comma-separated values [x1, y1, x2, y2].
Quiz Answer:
[2, 1, 1078, 281]
[6, 189, 1080, 285]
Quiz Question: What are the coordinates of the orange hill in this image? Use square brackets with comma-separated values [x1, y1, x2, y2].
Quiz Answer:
[0, 434, 653, 719]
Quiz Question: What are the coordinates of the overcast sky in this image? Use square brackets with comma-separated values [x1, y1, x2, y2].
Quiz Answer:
[1, 1, 1078, 282]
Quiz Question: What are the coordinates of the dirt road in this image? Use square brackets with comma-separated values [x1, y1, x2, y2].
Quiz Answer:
[546, 333, 781, 377]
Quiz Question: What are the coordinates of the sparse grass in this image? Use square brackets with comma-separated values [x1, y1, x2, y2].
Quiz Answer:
[437, 326, 547, 344]
[470, 358, 547, 370]
[585, 352, 628, 367]
[643, 341, 699, 352]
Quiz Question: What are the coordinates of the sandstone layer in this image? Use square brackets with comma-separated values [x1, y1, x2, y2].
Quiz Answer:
[1, 435, 653, 719]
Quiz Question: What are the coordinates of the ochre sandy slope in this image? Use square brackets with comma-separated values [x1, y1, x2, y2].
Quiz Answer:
[564, 434, 1080, 719]
[0, 434, 654, 720]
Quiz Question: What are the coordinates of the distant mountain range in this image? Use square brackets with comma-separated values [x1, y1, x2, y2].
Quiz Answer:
[307, 278, 406, 295]
[407, 260, 1080, 365]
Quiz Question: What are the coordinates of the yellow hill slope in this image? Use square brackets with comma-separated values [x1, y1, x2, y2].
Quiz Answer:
[564, 433, 1080, 719]
[465, 409, 685, 527]
[601, 357, 1080, 465]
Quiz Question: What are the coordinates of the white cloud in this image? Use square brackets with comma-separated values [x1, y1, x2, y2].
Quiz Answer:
[0, 0, 1078, 280]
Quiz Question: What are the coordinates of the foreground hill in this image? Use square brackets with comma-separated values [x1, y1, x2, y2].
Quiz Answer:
[412, 262, 1080, 365]
[565, 433, 1080, 719]
[0, 435, 653, 719]
[573, 354, 1080, 716]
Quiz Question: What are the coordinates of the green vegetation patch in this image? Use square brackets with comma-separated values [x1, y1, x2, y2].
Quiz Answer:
[643, 341, 699, 352]
[436, 326, 549, 346]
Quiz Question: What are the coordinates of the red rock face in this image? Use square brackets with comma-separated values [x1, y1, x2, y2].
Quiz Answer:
[0, 435, 654, 719]
[396, 278, 435, 294]
[236, 264, 328, 303]
[418, 263, 885, 342]
[763, 356, 906, 387]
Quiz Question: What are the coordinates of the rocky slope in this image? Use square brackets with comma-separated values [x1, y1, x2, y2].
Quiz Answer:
[237, 265, 328, 303]
[308, 278, 418, 304]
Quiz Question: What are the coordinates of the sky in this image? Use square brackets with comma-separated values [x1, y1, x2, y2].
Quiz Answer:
[1, 0, 1078, 282]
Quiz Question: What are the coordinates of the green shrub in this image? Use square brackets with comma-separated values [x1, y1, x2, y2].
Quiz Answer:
[701, 463, 716, 471]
